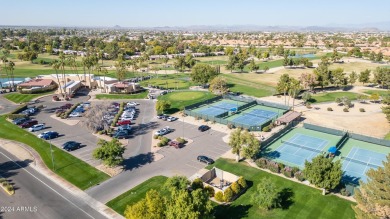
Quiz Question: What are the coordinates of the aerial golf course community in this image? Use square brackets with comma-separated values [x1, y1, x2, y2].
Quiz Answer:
[1, 2, 390, 219]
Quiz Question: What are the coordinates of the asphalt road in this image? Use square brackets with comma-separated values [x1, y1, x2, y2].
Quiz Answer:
[0, 95, 18, 115]
[0, 147, 106, 219]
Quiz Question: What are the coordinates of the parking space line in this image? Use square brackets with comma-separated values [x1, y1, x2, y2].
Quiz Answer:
[185, 163, 204, 171]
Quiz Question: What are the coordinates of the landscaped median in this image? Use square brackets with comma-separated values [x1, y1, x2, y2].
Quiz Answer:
[0, 178, 14, 195]
[95, 91, 148, 100]
[0, 116, 109, 190]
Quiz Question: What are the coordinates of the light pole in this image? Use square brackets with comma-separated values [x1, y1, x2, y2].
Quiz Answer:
[182, 106, 185, 138]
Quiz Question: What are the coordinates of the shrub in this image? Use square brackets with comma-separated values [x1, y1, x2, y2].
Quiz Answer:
[343, 108, 349, 112]
[262, 126, 270, 132]
[278, 162, 285, 170]
[291, 167, 300, 176]
[195, 116, 201, 120]
[153, 135, 158, 139]
[10, 104, 28, 114]
[267, 161, 280, 173]
[7, 114, 27, 120]
[282, 166, 293, 178]
[359, 108, 365, 112]
[230, 182, 241, 195]
[340, 188, 351, 197]
[211, 120, 216, 124]
[227, 124, 235, 129]
[224, 187, 234, 202]
[191, 178, 204, 190]
[327, 107, 333, 111]
[255, 158, 268, 169]
[176, 137, 186, 144]
[6, 184, 13, 192]
[204, 186, 215, 197]
[306, 103, 312, 109]
[203, 118, 209, 122]
[157, 142, 162, 147]
[294, 171, 305, 181]
[215, 191, 224, 202]
[237, 177, 247, 189]
[0, 178, 6, 183]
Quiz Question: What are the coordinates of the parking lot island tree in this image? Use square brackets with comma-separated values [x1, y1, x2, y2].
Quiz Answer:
[353, 154, 390, 219]
[156, 100, 171, 114]
[303, 155, 342, 193]
[93, 138, 126, 167]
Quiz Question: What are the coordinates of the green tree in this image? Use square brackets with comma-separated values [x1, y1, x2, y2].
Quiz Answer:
[230, 181, 241, 195]
[251, 178, 281, 210]
[313, 57, 331, 88]
[156, 100, 171, 114]
[174, 56, 186, 72]
[373, 67, 390, 88]
[225, 47, 234, 56]
[190, 63, 218, 84]
[369, 52, 376, 62]
[349, 71, 358, 85]
[209, 76, 228, 95]
[225, 55, 237, 72]
[263, 65, 270, 72]
[353, 154, 390, 219]
[163, 175, 190, 191]
[93, 138, 125, 167]
[191, 178, 204, 191]
[331, 68, 346, 87]
[370, 93, 380, 102]
[235, 53, 247, 72]
[247, 59, 259, 72]
[376, 51, 383, 62]
[303, 155, 342, 191]
[224, 187, 234, 202]
[241, 130, 260, 161]
[288, 78, 302, 110]
[359, 69, 371, 85]
[229, 128, 243, 162]
[124, 189, 165, 219]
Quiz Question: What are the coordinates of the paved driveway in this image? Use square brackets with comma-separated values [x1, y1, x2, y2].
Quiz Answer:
[0, 94, 18, 115]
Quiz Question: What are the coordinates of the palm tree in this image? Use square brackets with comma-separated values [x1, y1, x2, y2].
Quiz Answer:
[289, 79, 302, 110]
[52, 60, 64, 97]
[67, 55, 81, 81]
[102, 68, 108, 93]
[59, 53, 67, 96]
[1, 55, 10, 90]
[81, 57, 87, 86]
[8, 61, 15, 91]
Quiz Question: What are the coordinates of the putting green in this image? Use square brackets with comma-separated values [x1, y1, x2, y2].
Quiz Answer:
[166, 91, 206, 101]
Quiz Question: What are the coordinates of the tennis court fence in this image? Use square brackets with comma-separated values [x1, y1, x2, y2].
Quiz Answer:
[348, 133, 390, 147]
[281, 140, 324, 154]
[303, 123, 345, 136]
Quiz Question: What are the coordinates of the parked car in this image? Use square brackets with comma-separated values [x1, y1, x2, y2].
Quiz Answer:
[20, 120, 38, 128]
[154, 127, 172, 136]
[117, 120, 131, 126]
[198, 125, 210, 132]
[168, 141, 182, 149]
[197, 155, 214, 164]
[167, 116, 177, 122]
[13, 117, 30, 125]
[127, 102, 139, 106]
[62, 141, 81, 151]
[69, 112, 82, 117]
[28, 124, 45, 132]
[113, 130, 130, 139]
[38, 131, 59, 140]
[157, 114, 167, 119]
[53, 95, 60, 101]
[118, 124, 132, 131]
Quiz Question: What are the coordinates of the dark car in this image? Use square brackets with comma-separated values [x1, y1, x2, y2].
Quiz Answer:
[197, 155, 214, 164]
[20, 120, 38, 128]
[62, 141, 81, 151]
[13, 117, 30, 125]
[113, 130, 130, 139]
[168, 141, 183, 149]
[39, 131, 59, 140]
[198, 125, 210, 132]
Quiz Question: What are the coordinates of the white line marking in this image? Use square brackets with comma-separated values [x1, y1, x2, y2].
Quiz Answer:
[0, 152, 96, 219]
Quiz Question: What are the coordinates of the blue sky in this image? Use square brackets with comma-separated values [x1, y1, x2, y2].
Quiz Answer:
[1, 0, 389, 27]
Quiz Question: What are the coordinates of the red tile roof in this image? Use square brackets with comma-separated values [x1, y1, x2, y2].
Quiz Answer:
[19, 79, 55, 87]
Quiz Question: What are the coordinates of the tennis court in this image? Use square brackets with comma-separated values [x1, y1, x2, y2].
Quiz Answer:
[272, 133, 329, 167]
[342, 147, 387, 183]
[192, 99, 246, 116]
[231, 109, 279, 126]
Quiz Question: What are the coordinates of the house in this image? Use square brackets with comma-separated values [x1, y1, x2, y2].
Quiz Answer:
[17, 79, 57, 93]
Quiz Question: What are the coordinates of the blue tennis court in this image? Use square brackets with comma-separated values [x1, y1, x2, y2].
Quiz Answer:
[210, 102, 239, 110]
[246, 109, 278, 119]
[342, 147, 387, 183]
[197, 107, 226, 116]
[232, 114, 268, 126]
[271, 133, 329, 167]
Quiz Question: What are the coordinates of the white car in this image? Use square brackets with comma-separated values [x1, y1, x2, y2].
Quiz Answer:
[127, 102, 139, 106]
[154, 129, 168, 136]
[69, 112, 82, 117]
[29, 124, 45, 132]
[167, 116, 177, 122]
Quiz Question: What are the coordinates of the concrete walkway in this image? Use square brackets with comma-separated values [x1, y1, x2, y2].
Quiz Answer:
[0, 138, 124, 219]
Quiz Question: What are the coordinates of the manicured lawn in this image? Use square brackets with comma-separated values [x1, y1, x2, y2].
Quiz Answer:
[362, 89, 389, 97]
[95, 91, 148, 100]
[139, 73, 196, 89]
[106, 176, 168, 215]
[0, 116, 109, 190]
[207, 159, 355, 219]
[222, 74, 276, 97]
[385, 132, 390, 140]
[4, 91, 54, 103]
[158, 91, 216, 114]
[309, 92, 360, 103]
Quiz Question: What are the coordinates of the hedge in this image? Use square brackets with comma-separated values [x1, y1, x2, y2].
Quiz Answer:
[62, 103, 81, 119]
[10, 104, 28, 114]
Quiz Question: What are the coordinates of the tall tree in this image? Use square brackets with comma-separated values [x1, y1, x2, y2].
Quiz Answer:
[331, 68, 346, 87]
[190, 63, 218, 84]
[288, 78, 302, 110]
[353, 154, 390, 219]
[248, 59, 259, 72]
[349, 71, 358, 85]
[93, 138, 125, 167]
[359, 69, 371, 85]
[226, 55, 237, 72]
[124, 189, 165, 219]
[373, 67, 390, 88]
[229, 128, 243, 162]
[209, 76, 228, 95]
[156, 100, 171, 114]
[276, 73, 291, 105]
[52, 60, 64, 97]
[240, 130, 260, 161]
[303, 155, 342, 192]
[251, 178, 281, 210]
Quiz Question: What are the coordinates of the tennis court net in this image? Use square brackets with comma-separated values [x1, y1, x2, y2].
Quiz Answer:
[342, 156, 380, 169]
[244, 112, 273, 119]
[209, 104, 232, 111]
[281, 140, 323, 153]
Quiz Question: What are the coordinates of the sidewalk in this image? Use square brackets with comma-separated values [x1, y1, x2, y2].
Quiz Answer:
[0, 138, 124, 219]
